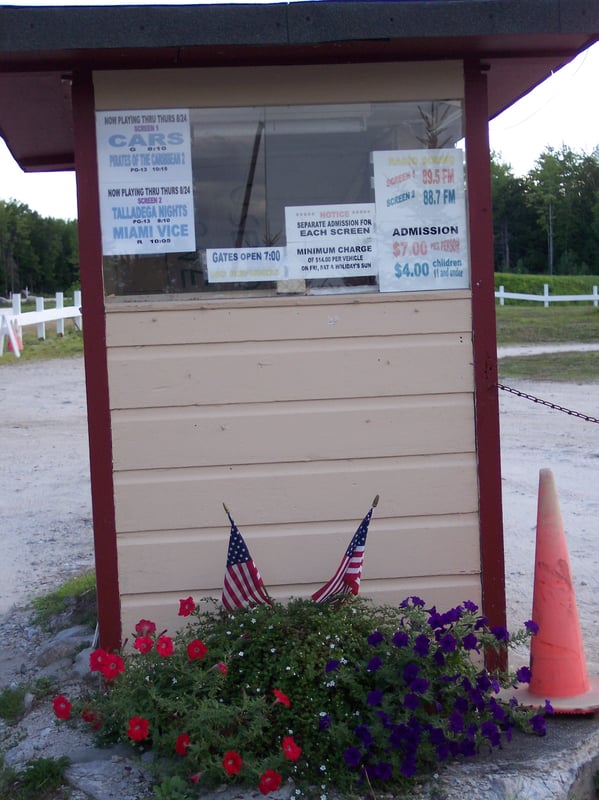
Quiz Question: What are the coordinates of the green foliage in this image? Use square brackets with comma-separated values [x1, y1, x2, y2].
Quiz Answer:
[0, 755, 71, 800]
[55, 597, 550, 799]
[491, 147, 599, 276]
[0, 200, 78, 295]
[0, 684, 28, 724]
[30, 570, 96, 631]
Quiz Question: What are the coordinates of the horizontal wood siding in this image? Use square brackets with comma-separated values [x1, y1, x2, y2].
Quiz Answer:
[106, 292, 479, 637]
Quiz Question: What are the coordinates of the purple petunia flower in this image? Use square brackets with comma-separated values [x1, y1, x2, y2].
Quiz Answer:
[400, 757, 417, 777]
[343, 747, 362, 768]
[441, 606, 463, 625]
[461, 632, 479, 651]
[439, 633, 458, 653]
[325, 659, 340, 673]
[463, 600, 479, 613]
[403, 692, 420, 710]
[544, 699, 554, 715]
[392, 630, 409, 648]
[516, 665, 532, 683]
[402, 662, 419, 683]
[413, 634, 430, 656]
[367, 689, 383, 706]
[354, 724, 373, 747]
[481, 720, 501, 746]
[367, 656, 382, 672]
[530, 714, 547, 736]
[449, 710, 464, 733]
[368, 630, 384, 646]
[460, 737, 477, 757]
[525, 619, 540, 635]
[372, 761, 392, 781]
[491, 625, 509, 643]
[410, 677, 429, 694]
[319, 713, 331, 731]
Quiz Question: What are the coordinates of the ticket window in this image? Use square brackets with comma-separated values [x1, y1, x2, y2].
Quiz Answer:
[101, 100, 465, 298]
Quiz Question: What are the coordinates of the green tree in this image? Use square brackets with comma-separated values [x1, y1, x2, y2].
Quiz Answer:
[490, 153, 543, 273]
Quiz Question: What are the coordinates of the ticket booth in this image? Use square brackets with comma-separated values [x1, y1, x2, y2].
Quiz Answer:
[1, 1, 596, 651]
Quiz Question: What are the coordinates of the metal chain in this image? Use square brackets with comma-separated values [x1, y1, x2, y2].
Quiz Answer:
[497, 383, 599, 424]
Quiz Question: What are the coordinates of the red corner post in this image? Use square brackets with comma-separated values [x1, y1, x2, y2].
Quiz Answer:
[464, 60, 507, 671]
[71, 70, 122, 652]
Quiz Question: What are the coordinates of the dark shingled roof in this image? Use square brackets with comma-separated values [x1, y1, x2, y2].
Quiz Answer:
[0, 1, 597, 171]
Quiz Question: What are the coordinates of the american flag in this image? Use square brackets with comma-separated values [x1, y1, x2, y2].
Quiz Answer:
[221, 506, 271, 611]
[311, 496, 378, 604]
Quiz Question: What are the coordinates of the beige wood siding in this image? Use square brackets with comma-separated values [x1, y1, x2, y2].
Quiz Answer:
[105, 291, 479, 638]
[94, 62, 464, 110]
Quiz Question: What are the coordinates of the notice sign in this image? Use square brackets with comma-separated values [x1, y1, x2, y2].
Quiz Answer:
[96, 109, 196, 256]
[285, 204, 376, 279]
[372, 149, 469, 293]
[206, 247, 287, 282]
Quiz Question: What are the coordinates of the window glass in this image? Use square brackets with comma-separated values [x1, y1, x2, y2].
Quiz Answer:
[102, 100, 465, 297]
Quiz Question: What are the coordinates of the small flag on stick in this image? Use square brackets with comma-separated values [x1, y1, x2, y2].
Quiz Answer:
[311, 495, 379, 604]
[221, 504, 271, 611]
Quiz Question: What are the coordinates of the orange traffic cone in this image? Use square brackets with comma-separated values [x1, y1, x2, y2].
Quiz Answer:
[510, 469, 599, 713]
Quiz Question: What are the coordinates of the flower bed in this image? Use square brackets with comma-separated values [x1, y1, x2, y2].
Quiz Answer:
[54, 596, 549, 799]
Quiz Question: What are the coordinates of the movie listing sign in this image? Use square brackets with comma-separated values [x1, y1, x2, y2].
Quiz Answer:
[372, 149, 469, 293]
[285, 204, 376, 279]
[206, 247, 287, 282]
[96, 109, 196, 255]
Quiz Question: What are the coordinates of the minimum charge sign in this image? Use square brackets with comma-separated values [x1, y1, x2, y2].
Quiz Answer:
[372, 149, 469, 293]
[96, 108, 196, 256]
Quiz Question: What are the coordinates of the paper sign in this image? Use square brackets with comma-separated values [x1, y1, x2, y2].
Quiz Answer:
[96, 109, 196, 256]
[206, 247, 287, 282]
[372, 149, 469, 292]
[285, 204, 376, 279]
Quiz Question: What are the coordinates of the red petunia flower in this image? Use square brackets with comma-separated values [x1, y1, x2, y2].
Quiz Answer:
[258, 769, 282, 795]
[89, 647, 108, 673]
[222, 750, 243, 776]
[52, 695, 72, 720]
[156, 635, 174, 657]
[216, 662, 228, 675]
[102, 652, 125, 680]
[134, 635, 154, 654]
[282, 735, 302, 761]
[127, 716, 150, 742]
[135, 619, 156, 636]
[81, 706, 103, 730]
[189, 773, 201, 784]
[175, 732, 191, 756]
[178, 596, 196, 617]
[187, 639, 208, 660]
[273, 688, 290, 707]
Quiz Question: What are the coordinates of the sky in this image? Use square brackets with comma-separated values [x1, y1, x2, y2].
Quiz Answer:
[0, 1, 597, 221]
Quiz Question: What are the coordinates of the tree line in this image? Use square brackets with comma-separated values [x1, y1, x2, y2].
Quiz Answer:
[1, 143, 598, 296]
[492, 145, 599, 275]
[0, 200, 78, 297]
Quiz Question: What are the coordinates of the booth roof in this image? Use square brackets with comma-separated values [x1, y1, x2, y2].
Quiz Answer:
[0, 0, 597, 171]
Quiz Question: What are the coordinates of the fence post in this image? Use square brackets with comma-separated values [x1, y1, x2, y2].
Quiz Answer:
[73, 290, 83, 330]
[544, 283, 549, 308]
[36, 296, 46, 339]
[55, 292, 64, 336]
[498, 285, 505, 306]
[594, 286, 598, 308]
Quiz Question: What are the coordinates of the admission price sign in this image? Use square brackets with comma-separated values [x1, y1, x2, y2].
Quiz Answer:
[372, 149, 469, 292]
[96, 108, 196, 255]
[285, 203, 376, 279]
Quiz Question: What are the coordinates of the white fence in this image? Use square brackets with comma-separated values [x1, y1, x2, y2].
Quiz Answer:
[496, 284, 599, 308]
[0, 291, 82, 358]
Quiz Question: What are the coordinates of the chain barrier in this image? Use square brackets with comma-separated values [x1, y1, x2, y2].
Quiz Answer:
[497, 383, 599, 424]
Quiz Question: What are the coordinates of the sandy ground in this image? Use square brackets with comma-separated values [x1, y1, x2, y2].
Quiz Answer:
[0, 355, 597, 673]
